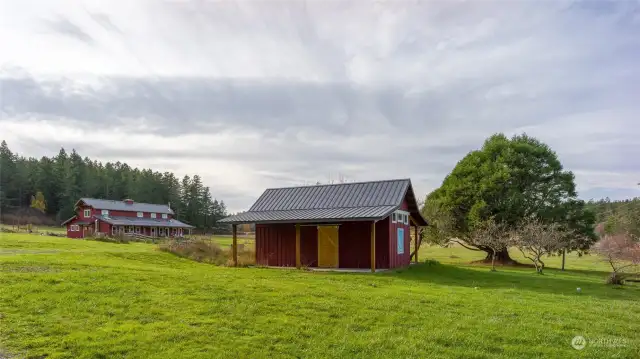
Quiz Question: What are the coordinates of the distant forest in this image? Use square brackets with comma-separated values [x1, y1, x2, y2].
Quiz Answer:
[0, 140, 229, 232]
[587, 197, 640, 237]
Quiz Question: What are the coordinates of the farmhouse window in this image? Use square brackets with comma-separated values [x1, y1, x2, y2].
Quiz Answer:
[137, 212, 143, 218]
[83, 209, 91, 218]
[404, 214, 409, 225]
[127, 226, 134, 233]
[135, 227, 141, 234]
[101, 209, 109, 216]
[391, 213, 397, 223]
[151, 213, 157, 219]
[162, 213, 168, 219]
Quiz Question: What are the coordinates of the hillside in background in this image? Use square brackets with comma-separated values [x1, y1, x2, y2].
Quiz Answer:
[0, 140, 228, 232]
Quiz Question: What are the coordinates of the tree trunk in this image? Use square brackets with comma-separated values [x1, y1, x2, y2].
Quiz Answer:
[482, 248, 518, 265]
[490, 252, 496, 271]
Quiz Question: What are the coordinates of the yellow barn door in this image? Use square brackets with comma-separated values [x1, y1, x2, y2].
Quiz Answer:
[317, 225, 339, 268]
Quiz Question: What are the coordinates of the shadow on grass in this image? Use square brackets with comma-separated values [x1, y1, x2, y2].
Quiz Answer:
[387, 261, 640, 301]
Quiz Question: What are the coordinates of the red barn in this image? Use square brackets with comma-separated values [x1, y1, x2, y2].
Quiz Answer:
[220, 179, 428, 271]
[61, 198, 194, 239]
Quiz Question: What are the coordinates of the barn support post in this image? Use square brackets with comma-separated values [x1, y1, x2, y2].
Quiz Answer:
[414, 225, 419, 263]
[232, 224, 238, 267]
[295, 224, 301, 269]
[370, 221, 376, 273]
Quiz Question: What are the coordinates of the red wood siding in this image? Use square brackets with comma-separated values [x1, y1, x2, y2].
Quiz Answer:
[76, 205, 96, 220]
[338, 221, 371, 269]
[99, 220, 110, 233]
[300, 226, 318, 267]
[388, 197, 411, 269]
[256, 221, 388, 269]
[255, 224, 296, 267]
[66, 222, 84, 238]
[375, 218, 390, 269]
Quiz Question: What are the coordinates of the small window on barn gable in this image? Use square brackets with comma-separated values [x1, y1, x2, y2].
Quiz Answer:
[151, 213, 157, 219]
[162, 213, 168, 219]
[137, 212, 143, 218]
[83, 209, 91, 218]
[101, 209, 109, 216]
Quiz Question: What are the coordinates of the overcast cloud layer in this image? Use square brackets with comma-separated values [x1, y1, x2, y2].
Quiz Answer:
[1, 0, 639, 212]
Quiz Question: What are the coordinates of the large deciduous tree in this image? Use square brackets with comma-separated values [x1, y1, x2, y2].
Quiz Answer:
[423, 133, 596, 264]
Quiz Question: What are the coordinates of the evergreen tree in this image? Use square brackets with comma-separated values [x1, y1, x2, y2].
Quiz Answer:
[0, 141, 231, 229]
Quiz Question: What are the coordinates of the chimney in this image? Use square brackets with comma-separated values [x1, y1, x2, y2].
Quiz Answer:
[123, 199, 134, 205]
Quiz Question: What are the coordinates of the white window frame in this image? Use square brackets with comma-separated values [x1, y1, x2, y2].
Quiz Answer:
[127, 226, 134, 233]
[101, 209, 109, 216]
[151, 213, 157, 219]
[162, 213, 168, 219]
[137, 212, 143, 218]
[83, 209, 91, 218]
[70, 224, 79, 231]
[393, 210, 410, 226]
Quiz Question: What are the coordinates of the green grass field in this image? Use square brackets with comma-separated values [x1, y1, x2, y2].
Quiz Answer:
[1, 233, 638, 359]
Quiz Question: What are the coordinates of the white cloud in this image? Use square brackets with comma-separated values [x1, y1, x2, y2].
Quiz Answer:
[1, 0, 640, 211]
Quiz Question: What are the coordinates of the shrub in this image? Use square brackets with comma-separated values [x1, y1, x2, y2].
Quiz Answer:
[159, 239, 255, 267]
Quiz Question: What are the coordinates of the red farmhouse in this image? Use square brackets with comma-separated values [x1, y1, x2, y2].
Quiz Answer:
[62, 198, 194, 239]
[220, 179, 428, 271]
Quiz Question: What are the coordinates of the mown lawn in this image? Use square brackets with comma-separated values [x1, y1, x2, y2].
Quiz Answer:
[0, 233, 638, 359]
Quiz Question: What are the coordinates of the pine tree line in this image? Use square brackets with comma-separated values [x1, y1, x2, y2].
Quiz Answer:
[0, 140, 229, 232]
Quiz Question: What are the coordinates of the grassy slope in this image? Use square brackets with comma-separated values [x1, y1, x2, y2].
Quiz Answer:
[0, 234, 638, 359]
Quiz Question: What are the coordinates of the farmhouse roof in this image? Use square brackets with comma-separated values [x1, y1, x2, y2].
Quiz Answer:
[220, 178, 428, 225]
[99, 216, 194, 228]
[61, 215, 92, 226]
[75, 198, 174, 215]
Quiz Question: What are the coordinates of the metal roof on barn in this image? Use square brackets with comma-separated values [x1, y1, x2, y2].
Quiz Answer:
[76, 198, 174, 214]
[220, 178, 428, 225]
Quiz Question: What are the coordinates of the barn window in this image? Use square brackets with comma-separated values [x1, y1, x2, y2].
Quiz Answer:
[137, 212, 143, 218]
[83, 209, 91, 218]
[151, 213, 157, 219]
[391, 213, 397, 223]
[397, 227, 404, 254]
[162, 213, 168, 219]
[101, 210, 109, 216]
[404, 214, 409, 225]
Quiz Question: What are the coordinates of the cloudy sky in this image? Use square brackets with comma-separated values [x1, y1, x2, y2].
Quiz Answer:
[1, 0, 639, 212]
